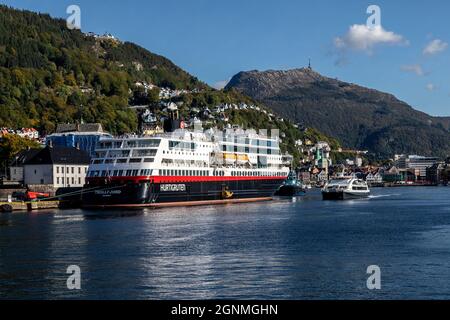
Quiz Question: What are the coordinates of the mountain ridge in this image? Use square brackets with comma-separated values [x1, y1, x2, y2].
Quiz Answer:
[226, 68, 450, 158]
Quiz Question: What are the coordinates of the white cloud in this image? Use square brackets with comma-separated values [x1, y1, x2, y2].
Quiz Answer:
[426, 83, 436, 91]
[334, 24, 408, 53]
[212, 78, 230, 90]
[423, 39, 448, 55]
[400, 64, 425, 76]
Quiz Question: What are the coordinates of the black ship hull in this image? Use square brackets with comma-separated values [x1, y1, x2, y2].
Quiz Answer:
[322, 190, 370, 200]
[275, 185, 306, 197]
[82, 176, 285, 208]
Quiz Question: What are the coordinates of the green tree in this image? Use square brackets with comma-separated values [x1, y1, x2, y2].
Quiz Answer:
[0, 134, 42, 168]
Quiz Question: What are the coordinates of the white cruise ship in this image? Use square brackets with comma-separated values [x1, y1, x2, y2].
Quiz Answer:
[82, 125, 290, 208]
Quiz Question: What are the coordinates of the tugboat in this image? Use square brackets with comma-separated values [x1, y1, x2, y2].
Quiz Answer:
[275, 171, 306, 197]
[322, 178, 370, 200]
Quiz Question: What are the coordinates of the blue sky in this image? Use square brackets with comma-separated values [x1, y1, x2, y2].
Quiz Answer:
[2, 0, 450, 116]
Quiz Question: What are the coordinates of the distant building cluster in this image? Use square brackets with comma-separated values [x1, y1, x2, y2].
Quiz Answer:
[134, 81, 158, 92]
[159, 87, 191, 100]
[85, 31, 121, 43]
[295, 150, 450, 187]
[0, 127, 40, 140]
[137, 100, 282, 136]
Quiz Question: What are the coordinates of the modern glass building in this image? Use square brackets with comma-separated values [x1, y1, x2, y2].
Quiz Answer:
[45, 124, 112, 158]
[396, 155, 439, 179]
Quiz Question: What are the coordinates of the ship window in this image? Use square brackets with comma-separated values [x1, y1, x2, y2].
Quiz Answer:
[137, 139, 161, 148]
[116, 159, 127, 163]
[108, 150, 130, 158]
[133, 149, 157, 157]
[144, 158, 154, 163]
[99, 141, 112, 149]
[125, 140, 137, 148]
[130, 158, 142, 163]
[132, 170, 139, 176]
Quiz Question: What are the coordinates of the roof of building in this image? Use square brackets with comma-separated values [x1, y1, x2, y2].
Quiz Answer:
[10, 148, 41, 166]
[24, 146, 90, 165]
[55, 123, 104, 133]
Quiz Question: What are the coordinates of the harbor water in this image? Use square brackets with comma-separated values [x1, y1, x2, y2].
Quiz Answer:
[1, 187, 450, 299]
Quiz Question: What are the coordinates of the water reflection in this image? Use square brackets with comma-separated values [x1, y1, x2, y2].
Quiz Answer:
[1, 188, 450, 299]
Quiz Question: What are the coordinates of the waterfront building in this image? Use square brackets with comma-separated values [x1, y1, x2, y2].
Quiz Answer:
[365, 170, 383, 185]
[426, 162, 446, 185]
[316, 169, 328, 183]
[8, 148, 41, 183]
[396, 155, 439, 180]
[382, 166, 403, 183]
[45, 123, 112, 157]
[312, 141, 331, 176]
[23, 146, 90, 189]
[297, 167, 311, 184]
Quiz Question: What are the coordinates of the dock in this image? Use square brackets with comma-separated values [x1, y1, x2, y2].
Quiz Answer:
[0, 201, 61, 213]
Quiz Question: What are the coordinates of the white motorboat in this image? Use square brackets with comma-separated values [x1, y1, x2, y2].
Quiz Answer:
[322, 178, 370, 200]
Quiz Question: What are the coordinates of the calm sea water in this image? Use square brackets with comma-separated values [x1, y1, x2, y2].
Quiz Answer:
[1, 187, 450, 300]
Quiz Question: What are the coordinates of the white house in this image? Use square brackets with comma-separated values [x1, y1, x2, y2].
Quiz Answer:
[366, 171, 383, 184]
[8, 148, 41, 183]
[23, 145, 90, 188]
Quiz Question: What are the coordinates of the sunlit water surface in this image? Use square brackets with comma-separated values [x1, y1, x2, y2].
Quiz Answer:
[1, 187, 450, 299]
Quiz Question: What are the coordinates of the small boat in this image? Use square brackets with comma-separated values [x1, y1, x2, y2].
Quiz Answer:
[322, 178, 370, 200]
[275, 171, 306, 197]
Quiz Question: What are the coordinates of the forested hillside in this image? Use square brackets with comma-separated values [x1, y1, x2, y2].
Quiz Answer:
[0, 5, 340, 166]
[0, 5, 204, 134]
